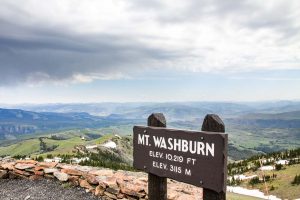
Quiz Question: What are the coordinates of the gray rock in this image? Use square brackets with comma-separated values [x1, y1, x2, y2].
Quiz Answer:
[53, 171, 69, 182]
[15, 163, 35, 170]
[44, 168, 58, 174]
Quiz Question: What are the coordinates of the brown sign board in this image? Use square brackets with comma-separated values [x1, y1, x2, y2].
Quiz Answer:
[133, 126, 228, 193]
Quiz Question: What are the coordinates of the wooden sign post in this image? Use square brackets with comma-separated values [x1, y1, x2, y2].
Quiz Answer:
[201, 114, 226, 200]
[133, 113, 227, 200]
[147, 113, 167, 200]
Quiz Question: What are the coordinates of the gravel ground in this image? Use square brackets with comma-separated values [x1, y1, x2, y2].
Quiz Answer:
[0, 179, 101, 200]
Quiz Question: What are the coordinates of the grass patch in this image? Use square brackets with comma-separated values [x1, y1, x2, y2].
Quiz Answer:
[242, 164, 300, 199]
[0, 139, 40, 156]
[90, 134, 114, 145]
[61, 182, 73, 189]
[227, 193, 263, 200]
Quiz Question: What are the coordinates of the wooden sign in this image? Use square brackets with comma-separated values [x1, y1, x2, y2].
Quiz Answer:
[133, 125, 227, 193]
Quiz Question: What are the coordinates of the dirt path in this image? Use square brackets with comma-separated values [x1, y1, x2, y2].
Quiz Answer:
[0, 179, 101, 200]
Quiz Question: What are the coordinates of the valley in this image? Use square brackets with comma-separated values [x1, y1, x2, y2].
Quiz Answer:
[1, 101, 300, 161]
[0, 101, 300, 199]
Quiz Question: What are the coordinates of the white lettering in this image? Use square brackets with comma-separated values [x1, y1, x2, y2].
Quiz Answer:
[182, 140, 188, 152]
[185, 168, 191, 176]
[197, 142, 205, 155]
[138, 134, 145, 145]
[206, 143, 214, 157]
[146, 136, 216, 157]
[167, 138, 173, 150]
[160, 137, 167, 149]
[189, 141, 197, 154]
[173, 139, 181, 151]
[153, 136, 163, 147]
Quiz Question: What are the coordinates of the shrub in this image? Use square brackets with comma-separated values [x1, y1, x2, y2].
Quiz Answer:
[264, 175, 271, 182]
[249, 177, 260, 185]
[292, 175, 300, 185]
[275, 164, 283, 170]
[46, 154, 53, 159]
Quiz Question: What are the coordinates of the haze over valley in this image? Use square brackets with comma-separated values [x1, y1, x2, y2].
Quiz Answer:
[1, 101, 300, 160]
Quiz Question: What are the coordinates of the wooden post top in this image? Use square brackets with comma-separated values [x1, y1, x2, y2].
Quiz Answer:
[148, 113, 166, 127]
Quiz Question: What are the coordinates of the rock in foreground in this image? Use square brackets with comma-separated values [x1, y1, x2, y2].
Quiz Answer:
[0, 159, 203, 200]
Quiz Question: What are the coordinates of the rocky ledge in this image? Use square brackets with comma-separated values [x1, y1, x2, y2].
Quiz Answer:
[0, 157, 202, 200]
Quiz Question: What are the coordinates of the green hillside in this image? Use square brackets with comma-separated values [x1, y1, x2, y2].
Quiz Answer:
[0, 139, 40, 156]
[239, 164, 300, 199]
[0, 128, 116, 156]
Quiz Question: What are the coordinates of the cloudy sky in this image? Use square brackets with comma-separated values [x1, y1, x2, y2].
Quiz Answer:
[0, 0, 299, 103]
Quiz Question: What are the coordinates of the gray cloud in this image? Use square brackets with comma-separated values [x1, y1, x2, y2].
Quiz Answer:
[0, 0, 299, 86]
[0, 19, 181, 86]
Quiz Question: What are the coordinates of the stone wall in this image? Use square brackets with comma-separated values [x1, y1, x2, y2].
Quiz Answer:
[0, 157, 202, 200]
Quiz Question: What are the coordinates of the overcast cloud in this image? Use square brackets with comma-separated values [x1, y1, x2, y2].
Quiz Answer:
[0, 0, 299, 86]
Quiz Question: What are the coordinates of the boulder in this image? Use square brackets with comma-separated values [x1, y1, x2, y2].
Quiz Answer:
[106, 187, 120, 195]
[117, 193, 125, 199]
[61, 168, 83, 176]
[89, 169, 113, 176]
[34, 170, 44, 176]
[119, 182, 145, 198]
[95, 185, 105, 196]
[102, 177, 118, 188]
[56, 163, 75, 169]
[96, 176, 108, 188]
[16, 160, 37, 164]
[35, 166, 45, 171]
[75, 165, 94, 173]
[83, 174, 98, 185]
[15, 163, 36, 170]
[9, 171, 28, 179]
[104, 191, 117, 199]
[13, 169, 31, 176]
[44, 168, 58, 174]
[53, 171, 69, 182]
[0, 162, 15, 170]
[113, 171, 133, 182]
[37, 162, 58, 168]
[79, 179, 94, 191]
[68, 176, 79, 186]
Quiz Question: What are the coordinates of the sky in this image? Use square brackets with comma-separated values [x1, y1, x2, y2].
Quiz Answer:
[0, 0, 299, 104]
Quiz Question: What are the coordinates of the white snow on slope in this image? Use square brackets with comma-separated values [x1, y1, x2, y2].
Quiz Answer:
[227, 186, 281, 200]
[102, 141, 117, 149]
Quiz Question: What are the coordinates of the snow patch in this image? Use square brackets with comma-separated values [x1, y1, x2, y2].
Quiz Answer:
[275, 160, 289, 165]
[227, 186, 281, 200]
[86, 145, 98, 149]
[102, 141, 117, 149]
[228, 174, 257, 181]
[259, 165, 275, 171]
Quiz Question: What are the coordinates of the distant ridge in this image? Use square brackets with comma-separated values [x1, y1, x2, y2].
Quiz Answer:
[0, 108, 138, 139]
[242, 110, 300, 120]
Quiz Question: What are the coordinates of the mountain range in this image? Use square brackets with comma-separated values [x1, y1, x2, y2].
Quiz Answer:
[0, 108, 139, 139]
[3, 100, 300, 120]
[0, 101, 300, 160]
